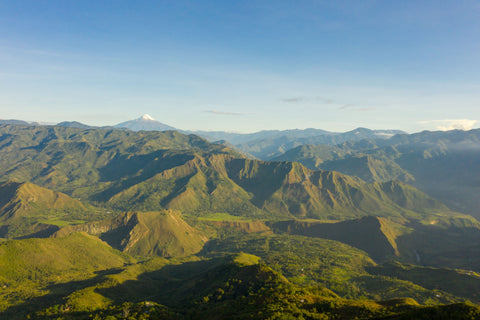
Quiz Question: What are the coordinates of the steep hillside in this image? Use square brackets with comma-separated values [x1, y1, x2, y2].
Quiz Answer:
[106, 153, 452, 221]
[54, 210, 206, 257]
[0, 232, 133, 283]
[0, 181, 95, 238]
[273, 216, 402, 260]
[272, 211, 480, 270]
[0, 181, 86, 221]
[0, 232, 134, 317]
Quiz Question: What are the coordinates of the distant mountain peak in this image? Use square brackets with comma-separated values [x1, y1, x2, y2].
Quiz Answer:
[56, 121, 91, 129]
[114, 115, 176, 132]
[140, 114, 155, 121]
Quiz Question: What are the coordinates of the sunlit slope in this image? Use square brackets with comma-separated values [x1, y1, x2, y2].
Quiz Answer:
[0, 232, 132, 282]
[0, 181, 94, 238]
[0, 232, 134, 316]
[54, 210, 206, 257]
[0, 181, 85, 221]
[107, 154, 452, 220]
[105, 154, 261, 215]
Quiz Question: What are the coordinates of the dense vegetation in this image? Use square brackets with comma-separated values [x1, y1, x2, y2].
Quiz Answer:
[1, 123, 480, 319]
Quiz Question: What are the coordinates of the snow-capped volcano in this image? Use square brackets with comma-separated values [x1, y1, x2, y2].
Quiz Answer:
[140, 114, 155, 121]
[114, 114, 176, 132]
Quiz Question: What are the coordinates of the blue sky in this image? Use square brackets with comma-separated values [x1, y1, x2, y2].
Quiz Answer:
[0, 0, 479, 133]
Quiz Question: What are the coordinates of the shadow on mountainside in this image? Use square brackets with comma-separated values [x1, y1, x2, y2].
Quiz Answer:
[92, 150, 195, 202]
[95, 257, 229, 308]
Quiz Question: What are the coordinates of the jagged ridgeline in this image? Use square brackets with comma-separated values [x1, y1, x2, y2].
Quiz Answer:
[273, 128, 480, 218]
[0, 124, 459, 222]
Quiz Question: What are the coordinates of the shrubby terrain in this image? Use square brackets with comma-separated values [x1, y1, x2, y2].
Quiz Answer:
[1, 124, 480, 319]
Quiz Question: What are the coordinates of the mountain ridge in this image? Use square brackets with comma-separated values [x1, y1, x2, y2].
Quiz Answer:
[0, 125, 465, 223]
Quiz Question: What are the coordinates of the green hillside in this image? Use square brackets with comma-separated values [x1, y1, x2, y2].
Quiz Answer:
[65, 253, 480, 320]
[369, 261, 480, 303]
[106, 154, 454, 222]
[0, 232, 479, 319]
[272, 216, 402, 260]
[0, 181, 86, 221]
[0, 181, 101, 238]
[0, 232, 134, 317]
[201, 233, 476, 304]
[54, 210, 207, 258]
[271, 214, 480, 270]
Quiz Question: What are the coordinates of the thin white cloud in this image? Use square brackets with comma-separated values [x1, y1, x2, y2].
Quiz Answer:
[205, 110, 244, 116]
[339, 104, 375, 112]
[419, 119, 478, 131]
[282, 96, 333, 104]
[282, 97, 304, 103]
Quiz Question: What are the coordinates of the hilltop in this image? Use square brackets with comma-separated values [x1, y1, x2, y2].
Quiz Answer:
[0, 181, 96, 238]
[54, 210, 206, 258]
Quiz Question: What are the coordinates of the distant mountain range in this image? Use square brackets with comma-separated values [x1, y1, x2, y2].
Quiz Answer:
[1, 115, 406, 159]
[230, 127, 406, 159]
[0, 119, 30, 125]
[273, 129, 480, 218]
